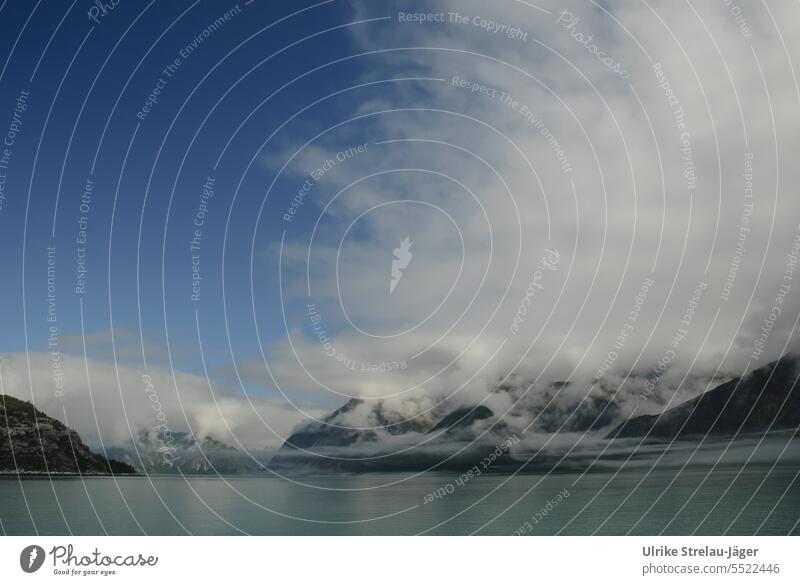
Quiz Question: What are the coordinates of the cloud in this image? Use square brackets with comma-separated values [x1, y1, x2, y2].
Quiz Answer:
[0, 352, 326, 451]
[244, 0, 800, 441]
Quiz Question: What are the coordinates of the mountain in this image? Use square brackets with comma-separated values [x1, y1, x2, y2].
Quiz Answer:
[609, 354, 800, 440]
[281, 398, 365, 450]
[269, 375, 632, 472]
[271, 353, 800, 473]
[106, 430, 265, 475]
[533, 393, 620, 433]
[0, 395, 135, 474]
[428, 405, 494, 434]
[270, 398, 510, 472]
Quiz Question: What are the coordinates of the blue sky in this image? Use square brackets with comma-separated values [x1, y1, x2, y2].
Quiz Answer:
[0, 0, 380, 383]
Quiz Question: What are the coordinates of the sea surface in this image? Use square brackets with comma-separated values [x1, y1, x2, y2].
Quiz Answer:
[2, 435, 799, 536]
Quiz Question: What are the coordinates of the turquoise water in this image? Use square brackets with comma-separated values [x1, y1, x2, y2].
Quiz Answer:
[1, 464, 798, 535]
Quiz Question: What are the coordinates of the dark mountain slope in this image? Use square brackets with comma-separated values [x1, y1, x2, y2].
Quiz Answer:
[609, 355, 800, 439]
[0, 395, 135, 474]
[428, 405, 493, 434]
[282, 398, 365, 450]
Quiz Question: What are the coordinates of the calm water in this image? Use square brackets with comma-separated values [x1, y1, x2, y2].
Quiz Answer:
[1, 463, 798, 535]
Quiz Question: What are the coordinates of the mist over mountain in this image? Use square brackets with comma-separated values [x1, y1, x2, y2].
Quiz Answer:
[270, 353, 800, 473]
[106, 430, 267, 475]
[2, 352, 797, 476]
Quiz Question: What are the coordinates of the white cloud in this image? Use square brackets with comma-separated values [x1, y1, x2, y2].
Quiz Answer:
[253, 0, 800, 428]
[0, 352, 326, 451]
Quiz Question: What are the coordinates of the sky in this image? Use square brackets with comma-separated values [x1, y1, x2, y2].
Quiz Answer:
[0, 0, 798, 451]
